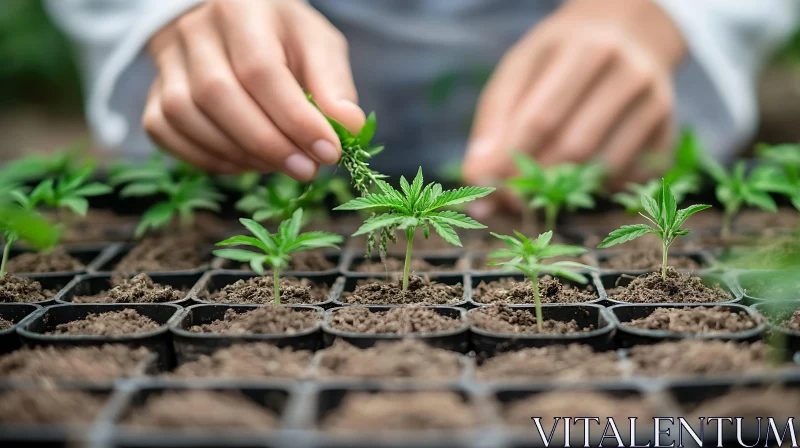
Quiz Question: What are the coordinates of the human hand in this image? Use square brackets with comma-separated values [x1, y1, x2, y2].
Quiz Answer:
[463, 0, 686, 216]
[144, 0, 365, 180]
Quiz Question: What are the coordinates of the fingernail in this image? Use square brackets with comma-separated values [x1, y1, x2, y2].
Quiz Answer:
[311, 139, 340, 164]
[467, 200, 495, 220]
[285, 153, 317, 180]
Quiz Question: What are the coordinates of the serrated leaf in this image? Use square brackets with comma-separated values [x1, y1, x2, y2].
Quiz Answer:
[490, 232, 523, 250]
[215, 235, 268, 251]
[671, 204, 712, 232]
[212, 248, 262, 262]
[429, 186, 495, 210]
[641, 194, 659, 222]
[240, 218, 276, 251]
[532, 231, 553, 250]
[429, 219, 462, 247]
[427, 210, 486, 229]
[597, 224, 654, 248]
[352, 213, 405, 236]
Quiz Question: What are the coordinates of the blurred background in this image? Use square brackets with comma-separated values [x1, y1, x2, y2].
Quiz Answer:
[1, 0, 800, 164]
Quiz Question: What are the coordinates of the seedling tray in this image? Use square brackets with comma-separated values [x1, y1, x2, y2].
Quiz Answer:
[752, 300, 800, 355]
[54, 272, 204, 306]
[5, 243, 111, 275]
[334, 273, 469, 307]
[597, 270, 742, 306]
[94, 242, 214, 274]
[0, 303, 40, 353]
[5, 272, 77, 306]
[734, 269, 800, 304]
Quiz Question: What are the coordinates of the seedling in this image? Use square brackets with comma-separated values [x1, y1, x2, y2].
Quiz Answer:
[487, 230, 594, 331]
[508, 153, 605, 231]
[109, 154, 225, 237]
[216, 172, 261, 194]
[598, 179, 711, 280]
[236, 174, 352, 224]
[613, 174, 699, 215]
[213, 209, 343, 304]
[755, 143, 800, 213]
[11, 162, 112, 217]
[0, 140, 89, 183]
[335, 167, 494, 291]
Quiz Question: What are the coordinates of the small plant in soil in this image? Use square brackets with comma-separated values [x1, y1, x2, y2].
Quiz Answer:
[109, 154, 226, 237]
[508, 153, 605, 231]
[213, 208, 343, 304]
[487, 230, 593, 331]
[755, 143, 800, 215]
[335, 167, 494, 290]
[0, 140, 89, 183]
[599, 179, 710, 280]
[11, 162, 112, 218]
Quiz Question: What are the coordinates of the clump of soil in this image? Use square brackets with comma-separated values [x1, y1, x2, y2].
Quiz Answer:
[783, 310, 800, 331]
[600, 250, 702, 271]
[115, 234, 208, 273]
[74, 274, 184, 304]
[322, 392, 479, 431]
[0, 390, 107, 425]
[688, 387, 800, 421]
[0, 275, 55, 303]
[317, 339, 461, 380]
[7, 248, 85, 273]
[205, 276, 329, 305]
[608, 267, 731, 303]
[505, 391, 656, 428]
[328, 307, 462, 334]
[629, 340, 772, 376]
[0, 317, 13, 330]
[469, 305, 591, 334]
[0, 345, 150, 381]
[124, 391, 279, 430]
[173, 343, 311, 379]
[473, 276, 596, 305]
[340, 275, 463, 305]
[477, 344, 621, 380]
[46, 309, 160, 336]
[189, 307, 320, 335]
[625, 306, 758, 334]
[353, 257, 455, 273]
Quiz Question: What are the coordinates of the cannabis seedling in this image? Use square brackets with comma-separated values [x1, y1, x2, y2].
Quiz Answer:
[11, 162, 112, 217]
[335, 167, 494, 291]
[599, 179, 711, 280]
[613, 175, 699, 215]
[236, 174, 352, 224]
[755, 143, 800, 213]
[488, 230, 593, 331]
[213, 209, 343, 304]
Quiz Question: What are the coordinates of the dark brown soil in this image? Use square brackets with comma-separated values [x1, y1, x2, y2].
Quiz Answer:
[469, 304, 591, 334]
[322, 392, 479, 431]
[505, 391, 656, 428]
[340, 275, 463, 305]
[625, 306, 759, 334]
[204, 276, 329, 305]
[74, 274, 184, 303]
[784, 310, 800, 331]
[0, 390, 107, 425]
[477, 344, 621, 380]
[608, 268, 732, 303]
[689, 387, 800, 420]
[599, 250, 702, 271]
[353, 257, 457, 273]
[46, 309, 160, 336]
[189, 307, 320, 335]
[124, 391, 279, 430]
[473, 276, 596, 305]
[0, 317, 13, 330]
[0, 345, 151, 381]
[329, 306, 462, 334]
[229, 251, 336, 272]
[7, 247, 85, 273]
[57, 209, 137, 243]
[115, 234, 209, 273]
[0, 275, 54, 303]
[628, 340, 772, 376]
[173, 343, 311, 379]
[317, 339, 461, 380]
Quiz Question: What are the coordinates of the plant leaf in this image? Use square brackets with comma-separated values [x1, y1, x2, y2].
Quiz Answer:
[212, 248, 262, 262]
[426, 210, 486, 229]
[597, 224, 654, 248]
[428, 219, 462, 247]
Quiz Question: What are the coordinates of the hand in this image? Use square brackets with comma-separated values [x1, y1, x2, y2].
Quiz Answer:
[463, 0, 686, 216]
[144, 0, 365, 180]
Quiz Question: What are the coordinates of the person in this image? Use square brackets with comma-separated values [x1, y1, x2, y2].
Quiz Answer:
[45, 0, 799, 217]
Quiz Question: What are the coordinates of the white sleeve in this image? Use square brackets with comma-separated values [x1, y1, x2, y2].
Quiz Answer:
[44, 0, 204, 160]
[653, 0, 800, 161]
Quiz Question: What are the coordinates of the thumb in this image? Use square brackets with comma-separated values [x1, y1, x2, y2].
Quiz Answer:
[314, 95, 366, 136]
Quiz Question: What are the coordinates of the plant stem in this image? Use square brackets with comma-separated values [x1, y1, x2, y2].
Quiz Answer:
[661, 242, 669, 280]
[402, 228, 415, 292]
[273, 266, 281, 305]
[0, 241, 10, 280]
[721, 212, 733, 239]
[529, 273, 543, 332]
[544, 205, 558, 232]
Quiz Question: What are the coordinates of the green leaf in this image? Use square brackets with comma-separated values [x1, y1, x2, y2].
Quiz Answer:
[490, 232, 523, 250]
[671, 204, 712, 232]
[641, 194, 659, 222]
[597, 224, 654, 248]
[250, 257, 266, 275]
[538, 244, 587, 259]
[742, 190, 778, 213]
[352, 213, 405, 236]
[59, 196, 89, 217]
[429, 186, 495, 210]
[120, 182, 160, 197]
[660, 179, 677, 229]
[358, 112, 377, 147]
[240, 218, 276, 251]
[427, 210, 486, 229]
[135, 202, 175, 237]
[73, 182, 112, 197]
[429, 219, 462, 247]
[215, 235, 269, 251]
[532, 231, 553, 250]
[288, 231, 343, 252]
[212, 248, 262, 262]
[333, 193, 397, 211]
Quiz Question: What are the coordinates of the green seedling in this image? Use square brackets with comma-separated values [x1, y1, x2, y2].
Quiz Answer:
[109, 154, 225, 237]
[755, 143, 800, 213]
[335, 167, 494, 291]
[236, 174, 352, 224]
[613, 174, 699, 215]
[11, 162, 112, 217]
[508, 153, 605, 231]
[599, 179, 711, 280]
[487, 230, 593, 331]
[213, 208, 343, 304]
[0, 140, 89, 183]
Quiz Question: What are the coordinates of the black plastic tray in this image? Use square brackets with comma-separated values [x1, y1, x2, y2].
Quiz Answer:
[752, 300, 800, 355]
[2, 272, 76, 306]
[54, 272, 204, 306]
[0, 303, 40, 353]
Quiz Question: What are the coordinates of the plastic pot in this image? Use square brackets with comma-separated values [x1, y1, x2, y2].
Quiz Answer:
[4, 244, 109, 276]
[2, 273, 78, 306]
[17, 303, 181, 369]
[334, 274, 468, 308]
[342, 251, 468, 276]
[734, 269, 800, 305]
[190, 271, 344, 309]
[94, 243, 213, 274]
[54, 272, 204, 306]
[170, 304, 324, 364]
[323, 306, 469, 353]
[0, 303, 40, 353]
[213, 250, 343, 276]
[597, 271, 742, 306]
[468, 273, 603, 307]
[609, 303, 765, 348]
[468, 304, 616, 356]
[752, 300, 800, 356]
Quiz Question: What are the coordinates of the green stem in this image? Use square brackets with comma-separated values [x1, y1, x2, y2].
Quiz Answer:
[529, 273, 543, 332]
[0, 241, 10, 280]
[544, 205, 558, 232]
[402, 229, 415, 292]
[661, 242, 669, 280]
[721, 203, 739, 239]
[273, 266, 281, 305]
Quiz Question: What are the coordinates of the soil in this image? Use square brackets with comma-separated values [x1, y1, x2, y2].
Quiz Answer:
[472, 276, 596, 305]
[688, 387, 800, 421]
[173, 343, 311, 379]
[353, 257, 457, 273]
[204, 276, 329, 305]
[736, 207, 799, 230]
[469, 304, 591, 334]
[7, 247, 85, 273]
[322, 392, 479, 431]
[628, 340, 772, 376]
[607, 267, 732, 303]
[0, 390, 107, 425]
[0, 345, 151, 381]
[599, 250, 702, 271]
[57, 209, 137, 243]
[188, 307, 320, 335]
[74, 274, 184, 303]
[625, 306, 758, 334]
[46, 309, 160, 336]
[114, 234, 209, 273]
[0, 275, 55, 303]
[504, 391, 656, 428]
[124, 390, 279, 430]
[340, 275, 463, 306]
[477, 344, 621, 380]
[784, 310, 800, 331]
[317, 339, 461, 380]
[328, 306, 463, 334]
[229, 251, 336, 272]
[0, 317, 13, 330]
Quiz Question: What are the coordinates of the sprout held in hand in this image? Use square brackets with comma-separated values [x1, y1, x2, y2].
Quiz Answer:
[213, 209, 343, 304]
[335, 168, 494, 291]
[488, 230, 594, 331]
[598, 179, 711, 280]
